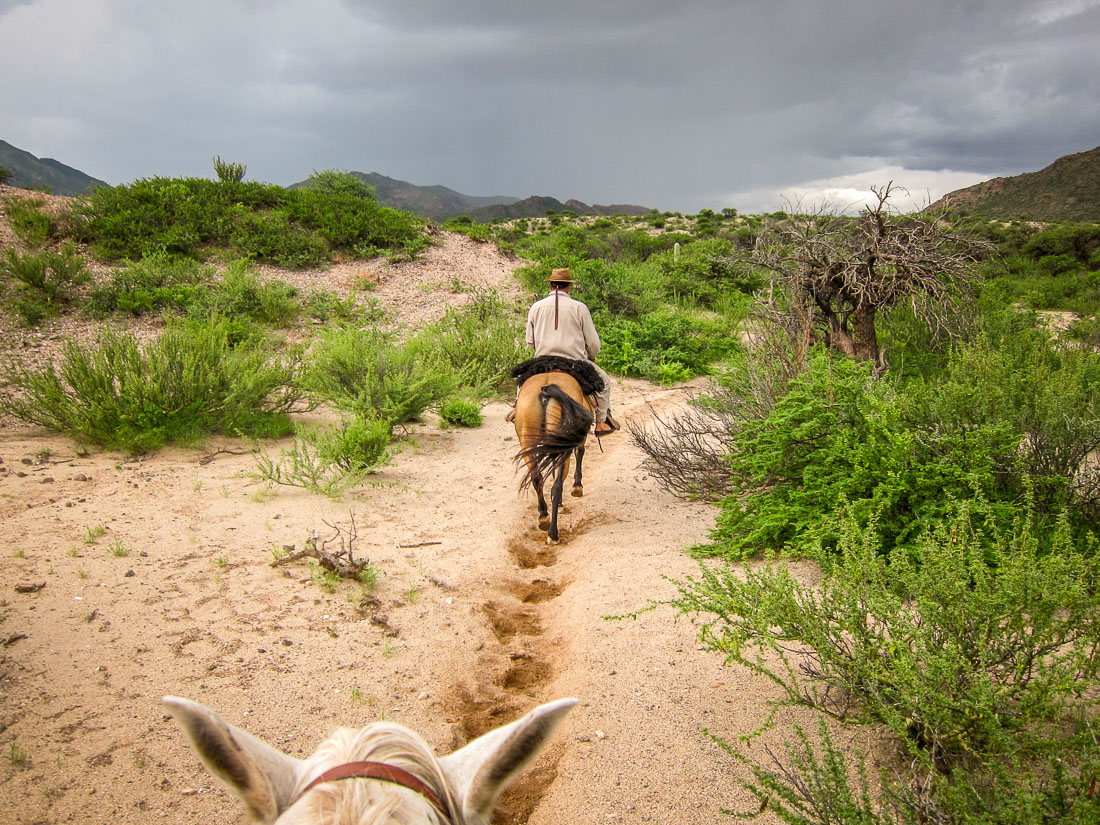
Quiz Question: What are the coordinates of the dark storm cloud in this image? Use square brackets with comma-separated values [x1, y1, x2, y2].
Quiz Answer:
[0, 0, 1097, 212]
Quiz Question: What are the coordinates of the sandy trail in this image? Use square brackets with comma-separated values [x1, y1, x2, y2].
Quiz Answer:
[0, 229, 810, 824]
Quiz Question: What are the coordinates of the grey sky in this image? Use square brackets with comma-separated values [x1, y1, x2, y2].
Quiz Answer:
[2, 0, 1097, 213]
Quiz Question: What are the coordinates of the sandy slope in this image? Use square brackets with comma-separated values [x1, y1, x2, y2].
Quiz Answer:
[0, 225, 821, 824]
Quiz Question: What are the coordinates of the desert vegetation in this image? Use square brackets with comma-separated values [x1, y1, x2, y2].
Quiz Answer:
[2, 166, 1100, 823]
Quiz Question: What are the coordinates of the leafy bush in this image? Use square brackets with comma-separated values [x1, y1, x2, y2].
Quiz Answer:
[653, 238, 763, 308]
[1, 318, 301, 451]
[212, 155, 246, 184]
[303, 326, 454, 425]
[675, 503, 1100, 823]
[305, 289, 371, 323]
[86, 252, 211, 317]
[904, 326, 1100, 521]
[0, 244, 89, 324]
[71, 172, 426, 266]
[705, 334, 1100, 559]
[442, 215, 492, 242]
[438, 398, 482, 427]
[3, 196, 56, 246]
[256, 417, 391, 499]
[186, 260, 301, 327]
[597, 311, 715, 381]
[413, 290, 527, 393]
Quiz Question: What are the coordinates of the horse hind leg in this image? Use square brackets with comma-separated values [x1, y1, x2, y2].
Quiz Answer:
[571, 445, 585, 498]
[535, 476, 550, 531]
[547, 459, 567, 545]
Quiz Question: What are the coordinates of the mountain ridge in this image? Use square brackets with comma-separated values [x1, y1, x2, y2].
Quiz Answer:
[928, 145, 1100, 222]
[0, 139, 108, 196]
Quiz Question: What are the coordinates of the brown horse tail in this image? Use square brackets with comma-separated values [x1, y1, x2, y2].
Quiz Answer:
[517, 384, 593, 492]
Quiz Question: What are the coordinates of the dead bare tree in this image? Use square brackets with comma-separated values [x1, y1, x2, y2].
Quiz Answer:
[629, 312, 817, 501]
[735, 183, 992, 373]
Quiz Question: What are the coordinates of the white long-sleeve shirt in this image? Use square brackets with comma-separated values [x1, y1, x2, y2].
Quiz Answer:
[525, 290, 601, 361]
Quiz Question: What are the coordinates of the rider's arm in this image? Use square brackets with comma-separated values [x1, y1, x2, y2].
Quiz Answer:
[580, 305, 601, 360]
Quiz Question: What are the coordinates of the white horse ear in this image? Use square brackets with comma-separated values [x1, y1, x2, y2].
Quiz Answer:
[163, 696, 304, 823]
[439, 698, 578, 823]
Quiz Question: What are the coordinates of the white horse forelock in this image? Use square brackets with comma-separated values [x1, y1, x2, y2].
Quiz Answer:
[284, 723, 455, 825]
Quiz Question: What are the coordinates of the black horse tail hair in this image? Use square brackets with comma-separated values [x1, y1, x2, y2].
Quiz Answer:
[517, 384, 593, 492]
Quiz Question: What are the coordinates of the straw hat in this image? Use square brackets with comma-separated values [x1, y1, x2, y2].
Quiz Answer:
[549, 268, 574, 284]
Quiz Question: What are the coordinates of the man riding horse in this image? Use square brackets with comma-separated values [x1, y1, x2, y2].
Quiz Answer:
[507, 268, 619, 437]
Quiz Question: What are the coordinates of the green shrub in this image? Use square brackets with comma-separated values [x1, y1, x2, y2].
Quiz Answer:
[1, 318, 301, 451]
[227, 208, 329, 269]
[904, 327, 1100, 521]
[291, 170, 426, 257]
[255, 417, 391, 499]
[438, 398, 482, 427]
[597, 311, 713, 380]
[212, 155, 246, 184]
[413, 290, 527, 393]
[707, 330, 1100, 559]
[442, 216, 492, 241]
[86, 252, 211, 317]
[0, 244, 88, 323]
[3, 196, 56, 246]
[306, 289, 371, 323]
[186, 260, 301, 327]
[675, 501, 1100, 823]
[71, 172, 426, 265]
[303, 326, 454, 424]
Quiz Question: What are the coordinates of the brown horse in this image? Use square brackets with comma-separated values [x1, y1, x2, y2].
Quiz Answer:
[164, 695, 576, 825]
[514, 372, 594, 544]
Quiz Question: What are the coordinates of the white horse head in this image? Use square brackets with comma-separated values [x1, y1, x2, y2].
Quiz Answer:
[164, 696, 577, 825]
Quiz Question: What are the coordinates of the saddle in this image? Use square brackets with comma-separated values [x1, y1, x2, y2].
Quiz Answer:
[510, 356, 606, 398]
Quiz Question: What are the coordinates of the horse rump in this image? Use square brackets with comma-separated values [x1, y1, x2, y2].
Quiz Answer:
[516, 383, 592, 491]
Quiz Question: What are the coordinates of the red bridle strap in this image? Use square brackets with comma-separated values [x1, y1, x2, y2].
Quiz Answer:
[297, 760, 448, 817]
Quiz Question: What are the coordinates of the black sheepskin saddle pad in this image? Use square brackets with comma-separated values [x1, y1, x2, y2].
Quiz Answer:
[510, 356, 606, 397]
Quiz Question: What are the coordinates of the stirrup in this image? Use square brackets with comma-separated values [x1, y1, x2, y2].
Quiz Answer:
[594, 413, 620, 437]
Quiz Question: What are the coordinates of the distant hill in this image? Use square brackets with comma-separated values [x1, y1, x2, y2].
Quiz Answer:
[467, 195, 651, 222]
[290, 171, 518, 222]
[0, 139, 108, 196]
[291, 171, 652, 222]
[928, 146, 1100, 222]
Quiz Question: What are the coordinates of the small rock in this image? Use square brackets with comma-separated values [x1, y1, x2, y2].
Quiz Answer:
[594, 730, 607, 741]
[124, 569, 135, 577]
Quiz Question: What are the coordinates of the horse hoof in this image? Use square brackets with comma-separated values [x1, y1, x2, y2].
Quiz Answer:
[546, 535, 560, 546]
[538, 516, 550, 531]
[571, 486, 583, 498]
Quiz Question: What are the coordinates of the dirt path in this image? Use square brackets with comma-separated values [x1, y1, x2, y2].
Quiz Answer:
[0, 229, 808, 824]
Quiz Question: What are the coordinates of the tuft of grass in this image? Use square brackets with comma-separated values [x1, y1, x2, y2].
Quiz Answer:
[7, 742, 29, 768]
[308, 561, 342, 594]
[107, 540, 130, 557]
[358, 564, 379, 594]
[83, 525, 106, 544]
